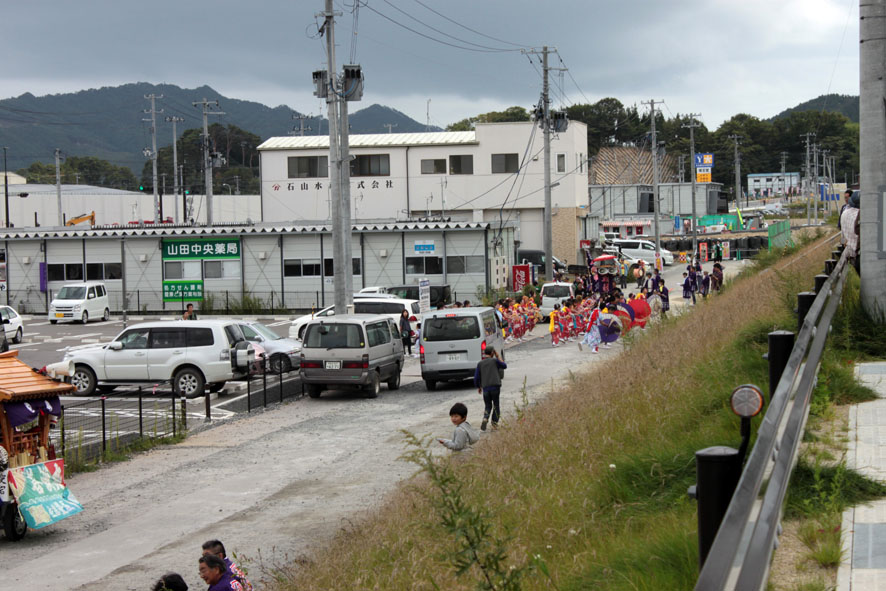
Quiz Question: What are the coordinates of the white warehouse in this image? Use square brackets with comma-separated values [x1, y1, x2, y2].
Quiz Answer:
[257, 121, 591, 263]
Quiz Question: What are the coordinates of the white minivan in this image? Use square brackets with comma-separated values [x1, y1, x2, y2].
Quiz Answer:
[49, 282, 110, 324]
[610, 239, 674, 266]
[539, 282, 574, 319]
[419, 307, 504, 391]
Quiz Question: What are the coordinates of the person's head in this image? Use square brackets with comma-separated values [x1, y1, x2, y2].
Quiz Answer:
[401, 309, 408, 318]
[850, 191, 861, 208]
[463, 300, 470, 307]
[554, 303, 560, 311]
[704, 270, 709, 276]
[436, 302, 445, 310]
[198, 554, 227, 586]
[186, 303, 194, 312]
[449, 402, 468, 425]
[646, 272, 652, 278]
[153, 573, 188, 591]
[201, 539, 226, 559]
[454, 301, 462, 308]
[484, 345, 496, 358]
[844, 189, 852, 202]
[660, 278, 666, 286]
[683, 272, 688, 277]
[640, 287, 648, 295]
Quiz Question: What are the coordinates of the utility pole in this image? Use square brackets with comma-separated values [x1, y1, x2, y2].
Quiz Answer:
[2, 147, 8, 228]
[383, 123, 398, 133]
[780, 152, 788, 199]
[801, 132, 815, 225]
[440, 177, 447, 220]
[678, 154, 685, 183]
[143, 94, 163, 223]
[292, 114, 312, 136]
[643, 99, 664, 267]
[813, 143, 820, 223]
[192, 98, 225, 225]
[180, 164, 187, 222]
[728, 134, 742, 211]
[426, 99, 431, 132]
[166, 115, 184, 224]
[54, 148, 63, 226]
[683, 114, 701, 257]
[859, 0, 886, 318]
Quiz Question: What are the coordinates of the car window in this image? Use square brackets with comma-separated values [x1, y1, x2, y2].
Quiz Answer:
[424, 315, 481, 341]
[355, 301, 386, 314]
[187, 328, 214, 347]
[6, 308, 16, 319]
[149, 328, 186, 349]
[304, 323, 364, 348]
[87, 287, 96, 299]
[99, 285, 106, 297]
[481, 311, 496, 336]
[316, 308, 333, 317]
[382, 302, 406, 314]
[0, 308, 9, 321]
[57, 286, 86, 300]
[116, 328, 150, 349]
[411, 303, 420, 314]
[366, 321, 391, 347]
[388, 320, 400, 340]
[542, 285, 571, 298]
[642, 243, 655, 251]
[240, 325, 260, 341]
[250, 323, 282, 341]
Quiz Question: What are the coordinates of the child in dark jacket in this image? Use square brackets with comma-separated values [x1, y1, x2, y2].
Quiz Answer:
[474, 346, 507, 430]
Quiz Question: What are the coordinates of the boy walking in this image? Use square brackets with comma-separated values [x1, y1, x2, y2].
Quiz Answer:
[438, 403, 479, 451]
[474, 346, 507, 430]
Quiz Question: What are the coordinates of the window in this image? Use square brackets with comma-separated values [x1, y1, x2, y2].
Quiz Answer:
[149, 328, 186, 349]
[86, 263, 104, 280]
[240, 325, 260, 341]
[405, 257, 443, 275]
[288, 156, 328, 178]
[350, 154, 390, 176]
[105, 263, 123, 280]
[354, 301, 386, 314]
[284, 259, 302, 277]
[425, 257, 442, 274]
[481, 311, 496, 336]
[47, 264, 65, 282]
[115, 328, 149, 350]
[367, 321, 391, 347]
[65, 264, 83, 281]
[87, 287, 96, 299]
[302, 260, 322, 276]
[304, 323, 364, 348]
[203, 260, 240, 279]
[444, 256, 485, 274]
[446, 256, 466, 274]
[421, 159, 446, 174]
[491, 153, 519, 174]
[381, 302, 407, 315]
[187, 328, 214, 347]
[556, 153, 566, 173]
[449, 155, 473, 175]
[323, 258, 362, 276]
[56, 286, 86, 299]
[164, 261, 201, 280]
[424, 316, 480, 341]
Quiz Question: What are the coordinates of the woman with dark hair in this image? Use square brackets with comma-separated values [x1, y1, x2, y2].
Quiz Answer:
[399, 308, 413, 356]
[153, 573, 188, 591]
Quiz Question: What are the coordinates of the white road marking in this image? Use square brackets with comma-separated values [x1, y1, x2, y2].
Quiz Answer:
[268, 320, 291, 327]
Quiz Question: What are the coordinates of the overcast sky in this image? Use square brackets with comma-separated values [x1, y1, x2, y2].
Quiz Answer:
[2, 0, 859, 130]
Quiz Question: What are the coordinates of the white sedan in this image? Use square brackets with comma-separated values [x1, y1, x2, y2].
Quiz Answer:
[0, 305, 24, 344]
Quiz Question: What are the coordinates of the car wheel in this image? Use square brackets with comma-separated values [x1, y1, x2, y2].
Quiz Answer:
[3, 504, 27, 541]
[298, 325, 306, 340]
[102, 308, 110, 322]
[50, 319, 57, 325]
[425, 379, 437, 391]
[12, 327, 22, 344]
[363, 372, 380, 398]
[174, 368, 205, 397]
[71, 365, 97, 395]
[80, 311, 88, 324]
[307, 384, 323, 398]
[269, 354, 292, 374]
[387, 368, 401, 390]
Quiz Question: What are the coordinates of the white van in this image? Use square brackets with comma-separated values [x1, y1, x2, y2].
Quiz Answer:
[539, 282, 574, 319]
[49, 282, 110, 324]
[419, 307, 504, 391]
[610, 239, 674, 266]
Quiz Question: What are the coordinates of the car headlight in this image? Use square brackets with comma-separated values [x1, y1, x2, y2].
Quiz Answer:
[73, 304, 81, 311]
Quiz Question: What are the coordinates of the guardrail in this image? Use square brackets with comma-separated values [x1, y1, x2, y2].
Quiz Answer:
[693, 240, 850, 590]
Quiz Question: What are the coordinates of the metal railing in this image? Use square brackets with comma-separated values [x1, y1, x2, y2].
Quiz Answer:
[694, 242, 850, 590]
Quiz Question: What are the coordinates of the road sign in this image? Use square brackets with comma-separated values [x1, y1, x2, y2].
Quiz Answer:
[697, 172, 712, 183]
[695, 153, 715, 168]
[419, 278, 431, 313]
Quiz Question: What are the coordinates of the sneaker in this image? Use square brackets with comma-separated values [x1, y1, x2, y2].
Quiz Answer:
[481, 419, 488, 431]
[592, 347, 598, 354]
[491, 422, 499, 430]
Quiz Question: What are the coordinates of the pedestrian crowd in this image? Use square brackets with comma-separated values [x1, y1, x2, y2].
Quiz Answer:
[151, 539, 253, 591]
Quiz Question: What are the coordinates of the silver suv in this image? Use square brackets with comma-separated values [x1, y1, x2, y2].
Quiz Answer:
[64, 320, 253, 396]
[299, 314, 404, 399]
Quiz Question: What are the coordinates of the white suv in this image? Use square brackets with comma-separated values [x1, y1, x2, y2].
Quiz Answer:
[289, 297, 421, 341]
[49, 282, 110, 324]
[64, 320, 253, 396]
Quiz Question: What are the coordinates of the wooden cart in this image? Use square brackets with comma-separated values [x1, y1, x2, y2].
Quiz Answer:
[0, 350, 74, 541]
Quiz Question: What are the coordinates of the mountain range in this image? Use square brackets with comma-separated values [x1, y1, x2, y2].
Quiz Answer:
[770, 93, 859, 123]
[0, 82, 440, 173]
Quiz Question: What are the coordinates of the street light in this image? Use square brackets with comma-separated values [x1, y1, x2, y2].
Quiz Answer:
[3, 147, 9, 228]
[221, 183, 232, 195]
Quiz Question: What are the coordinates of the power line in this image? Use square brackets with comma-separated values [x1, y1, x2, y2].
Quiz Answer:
[410, 0, 529, 48]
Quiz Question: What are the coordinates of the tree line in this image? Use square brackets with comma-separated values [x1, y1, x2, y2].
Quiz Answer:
[447, 98, 859, 188]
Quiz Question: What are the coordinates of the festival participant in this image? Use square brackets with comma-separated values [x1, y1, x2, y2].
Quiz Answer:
[549, 303, 561, 347]
[580, 304, 603, 353]
[682, 272, 695, 305]
[658, 278, 670, 317]
[198, 554, 244, 591]
[711, 263, 724, 292]
[201, 540, 253, 591]
[701, 271, 711, 298]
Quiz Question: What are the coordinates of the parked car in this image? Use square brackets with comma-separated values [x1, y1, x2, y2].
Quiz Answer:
[358, 286, 388, 294]
[299, 314, 404, 398]
[609, 239, 674, 266]
[49, 282, 110, 324]
[387, 284, 452, 308]
[237, 321, 301, 373]
[539, 282, 574, 319]
[517, 249, 567, 272]
[289, 297, 421, 340]
[0, 306, 24, 344]
[761, 203, 788, 216]
[64, 320, 253, 396]
[419, 307, 504, 391]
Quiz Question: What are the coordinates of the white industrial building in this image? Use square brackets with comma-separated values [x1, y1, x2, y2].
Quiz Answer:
[0, 221, 511, 314]
[257, 121, 592, 263]
[747, 172, 800, 196]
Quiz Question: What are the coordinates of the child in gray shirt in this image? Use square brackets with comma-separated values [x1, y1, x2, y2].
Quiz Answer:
[438, 402, 479, 451]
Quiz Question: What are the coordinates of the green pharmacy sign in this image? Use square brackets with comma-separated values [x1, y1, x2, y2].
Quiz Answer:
[163, 280, 204, 302]
[162, 238, 240, 260]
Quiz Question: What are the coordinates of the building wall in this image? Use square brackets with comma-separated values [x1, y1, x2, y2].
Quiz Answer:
[6, 240, 43, 314]
[552, 207, 580, 266]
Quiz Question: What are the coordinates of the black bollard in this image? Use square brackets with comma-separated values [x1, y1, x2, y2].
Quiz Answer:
[797, 291, 817, 333]
[824, 259, 836, 274]
[767, 330, 795, 400]
[690, 446, 742, 567]
[813, 274, 828, 294]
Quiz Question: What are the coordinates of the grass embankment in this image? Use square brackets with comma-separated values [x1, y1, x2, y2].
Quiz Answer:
[268, 235, 872, 591]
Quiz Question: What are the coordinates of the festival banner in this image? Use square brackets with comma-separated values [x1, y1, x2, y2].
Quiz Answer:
[7, 460, 83, 529]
